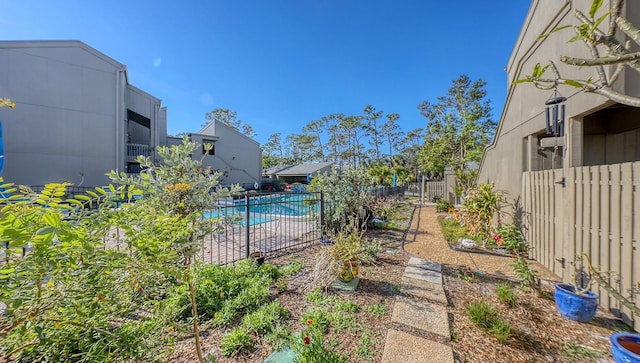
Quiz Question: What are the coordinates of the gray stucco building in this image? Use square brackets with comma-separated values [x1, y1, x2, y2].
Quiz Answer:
[0, 40, 261, 188]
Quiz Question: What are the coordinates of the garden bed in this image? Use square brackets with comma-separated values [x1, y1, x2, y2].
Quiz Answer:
[444, 265, 628, 362]
[163, 201, 631, 363]
[167, 204, 414, 363]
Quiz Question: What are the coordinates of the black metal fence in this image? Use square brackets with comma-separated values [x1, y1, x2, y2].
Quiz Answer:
[3, 187, 406, 266]
[196, 191, 322, 265]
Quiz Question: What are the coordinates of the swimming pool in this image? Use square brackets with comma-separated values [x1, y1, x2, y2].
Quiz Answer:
[202, 210, 274, 226]
[226, 193, 319, 217]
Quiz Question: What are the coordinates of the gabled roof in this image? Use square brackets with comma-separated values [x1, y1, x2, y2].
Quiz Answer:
[275, 162, 334, 176]
[263, 165, 294, 175]
[0, 40, 126, 70]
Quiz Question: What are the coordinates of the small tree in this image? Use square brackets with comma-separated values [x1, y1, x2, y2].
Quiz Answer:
[108, 137, 241, 361]
[417, 75, 495, 175]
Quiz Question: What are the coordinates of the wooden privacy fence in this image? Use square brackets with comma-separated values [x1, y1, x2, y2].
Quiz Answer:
[522, 161, 640, 331]
[406, 181, 446, 202]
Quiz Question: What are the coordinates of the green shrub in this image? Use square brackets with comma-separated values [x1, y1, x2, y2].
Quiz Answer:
[494, 223, 527, 254]
[511, 255, 538, 291]
[170, 260, 275, 325]
[466, 300, 511, 343]
[495, 283, 517, 307]
[242, 301, 289, 335]
[366, 303, 388, 316]
[460, 183, 504, 245]
[435, 199, 454, 212]
[264, 324, 293, 351]
[360, 238, 383, 264]
[220, 326, 254, 356]
[439, 218, 471, 242]
[280, 260, 305, 276]
[490, 319, 512, 343]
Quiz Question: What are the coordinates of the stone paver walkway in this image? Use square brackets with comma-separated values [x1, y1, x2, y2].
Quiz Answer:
[381, 256, 454, 363]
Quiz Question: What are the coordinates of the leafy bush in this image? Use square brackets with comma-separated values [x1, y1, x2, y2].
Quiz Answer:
[310, 166, 377, 232]
[466, 300, 511, 343]
[493, 223, 527, 254]
[435, 198, 454, 212]
[511, 255, 539, 291]
[294, 315, 349, 363]
[264, 324, 293, 351]
[460, 183, 504, 246]
[220, 326, 254, 356]
[495, 283, 517, 307]
[360, 238, 383, 264]
[242, 301, 289, 335]
[438, 218, 472, 242]
[0, 182, 173, 362]
[169, 260, 275, 325]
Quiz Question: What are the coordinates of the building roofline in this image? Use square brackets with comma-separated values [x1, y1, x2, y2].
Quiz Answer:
[0, 40, 126, 69]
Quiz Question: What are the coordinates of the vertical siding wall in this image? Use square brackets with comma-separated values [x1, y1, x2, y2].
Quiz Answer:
[523, 162, 640, 331]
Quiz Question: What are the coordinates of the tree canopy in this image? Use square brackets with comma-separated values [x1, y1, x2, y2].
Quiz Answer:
[417, 75, 495, 175]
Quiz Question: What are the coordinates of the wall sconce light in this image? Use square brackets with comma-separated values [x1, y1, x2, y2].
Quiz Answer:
[545, 89, 566, 137]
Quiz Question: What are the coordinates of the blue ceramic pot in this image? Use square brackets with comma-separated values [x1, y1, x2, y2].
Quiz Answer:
[610, 333, 640, 363]
[554, 283, 598, 322]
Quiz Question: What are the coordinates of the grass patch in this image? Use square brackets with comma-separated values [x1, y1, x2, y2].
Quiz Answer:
[438, 218, 471, 243]
[466, 300, 511, 343]
[562, 343, 605, 360]
[495, 283, 517, 307]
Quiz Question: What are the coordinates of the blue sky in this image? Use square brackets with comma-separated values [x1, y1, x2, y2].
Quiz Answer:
[1, 1, 531, 145]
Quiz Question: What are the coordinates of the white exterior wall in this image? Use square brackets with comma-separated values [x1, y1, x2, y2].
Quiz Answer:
[0, 41, 123, 187]
[196, 121, 262, 187]
[0, 41, 166, 187]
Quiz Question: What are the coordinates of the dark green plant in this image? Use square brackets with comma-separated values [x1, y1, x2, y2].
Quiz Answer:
[264, 324, 293, 351]
[242, 301, 288, 335]
[108, 137, 241, 361]
[220, 326, 254, 356]
[0, 182, 172, 362]
[309, 166, 376, 233]
[460, 183, 504, 246]
[366, 303, 388, 316]
[360, 238, 382, 264]
[355, 331, 379, 362]
[293, 317, 349, 363]
[510, 255, 539, 291]
[494, 223, 527, 254]
[435, 198, 454, 213]
[495, 283, 517, 308]
[439, 218, 472, 242]
[466, 300, 511, 343]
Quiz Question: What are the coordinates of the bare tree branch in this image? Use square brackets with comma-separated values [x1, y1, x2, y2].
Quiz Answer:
[561, 52, 640, 66]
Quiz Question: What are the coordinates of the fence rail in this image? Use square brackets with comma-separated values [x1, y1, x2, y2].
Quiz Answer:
[3, 186, 407, 267]
[405, 181, 445, 202]
[522, 161, 640, 331]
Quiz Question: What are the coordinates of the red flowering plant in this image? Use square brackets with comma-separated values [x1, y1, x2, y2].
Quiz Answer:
[494, 223, 528, 255]
[293, 313, 348, 363]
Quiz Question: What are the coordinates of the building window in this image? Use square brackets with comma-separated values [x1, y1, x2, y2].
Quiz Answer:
[203, 140, 215, 155]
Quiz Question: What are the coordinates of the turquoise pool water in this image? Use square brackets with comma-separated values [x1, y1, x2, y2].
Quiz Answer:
[203, 210, 274, 226]
[231, 194, 318, 217]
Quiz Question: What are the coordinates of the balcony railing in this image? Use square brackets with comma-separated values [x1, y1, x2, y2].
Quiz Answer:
[127, 143, 152, 163]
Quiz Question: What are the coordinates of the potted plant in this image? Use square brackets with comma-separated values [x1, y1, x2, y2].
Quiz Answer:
[554, 282, 599, 323]
[610, 333, 640, 363]
[554, 254, 599, 322]
[330, 229, 362, 282]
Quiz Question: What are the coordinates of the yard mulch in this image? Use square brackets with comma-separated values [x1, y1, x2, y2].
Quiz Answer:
[405, 206, 629, 363]
[169, 202, 630, 363]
